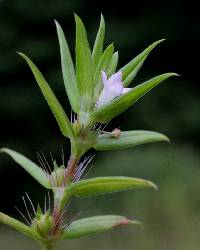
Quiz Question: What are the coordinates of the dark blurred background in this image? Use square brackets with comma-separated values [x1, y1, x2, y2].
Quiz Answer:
[0, 0, 200, 249]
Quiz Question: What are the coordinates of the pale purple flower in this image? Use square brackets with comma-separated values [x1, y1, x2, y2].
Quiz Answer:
[96, 71, 132, 108]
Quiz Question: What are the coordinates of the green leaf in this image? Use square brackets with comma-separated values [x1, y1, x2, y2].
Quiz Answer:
[92, 14, 105, 71]
[0, 212, 42, 241]
[107, 51, 119, 76]
[94, 130, 169, 150]
[62, 215, 141, 239]
[93, 44, 114, 103]
[55, 20, 80, 113]
[18, 52, 74, 139]
[68, 176, 157, 198]
[123, 56, 147, 87]
[61, 176, 156, 208]
[0, 148, 51, 189]
[75, 14, 93, 111]
[121, 39, 165, 87]
[91, 73, 178, 123]
[94, 43, 114, 86]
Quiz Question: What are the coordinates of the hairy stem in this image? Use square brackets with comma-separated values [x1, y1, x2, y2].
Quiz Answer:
[64, 156, 80, 183]
[50, 155, 80, 238]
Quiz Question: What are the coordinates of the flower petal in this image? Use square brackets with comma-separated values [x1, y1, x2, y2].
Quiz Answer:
[108, 71, 122, 86]
[97, 71, 129, 108]
[109, 82, 123, 96]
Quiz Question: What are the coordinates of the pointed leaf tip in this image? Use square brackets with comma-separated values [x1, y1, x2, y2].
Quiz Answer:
[115, 218, 142, 228]
[92, 13, 106, 72]
[156, 38, 165, 43]
[17, 51, 24, 57]
[121, 39, 167, 87]
[143, 179, 158, 191]
[62, 215, 141, 239]
[100, 13, 105, 20]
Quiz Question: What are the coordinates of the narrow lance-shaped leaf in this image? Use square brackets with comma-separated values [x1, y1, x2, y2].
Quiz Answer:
[123, 56, 147, 86]
[0, 148, 51, 189]
[91, 73, 178, 123]
[94, 130, 169, 150]
[61, 176, 156, 209]
[18, 53, 74, 139]
[121, 39, 165, 87]
[55, 20, 80, 113]
[92, 14, 105, 71]
[62, 215, 141, 239]
[107, 51, 119, 76]
[75, 14, 93, 111]
[0, 212, 42, 241]
[93, 44, 114, 102]
[94, 43, 114, 86]
[66, 176, 157, 198]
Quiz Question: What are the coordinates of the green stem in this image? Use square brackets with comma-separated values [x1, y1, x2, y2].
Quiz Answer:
[50, 154, 81, 239]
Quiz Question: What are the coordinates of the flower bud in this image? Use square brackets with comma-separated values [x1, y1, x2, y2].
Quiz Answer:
[51, 167, 65, 187]
[111, 128, 121, 138]
[32, 212, 54, 237]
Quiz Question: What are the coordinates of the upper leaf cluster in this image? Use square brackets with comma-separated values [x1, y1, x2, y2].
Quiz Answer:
[18, 14, 177, 144]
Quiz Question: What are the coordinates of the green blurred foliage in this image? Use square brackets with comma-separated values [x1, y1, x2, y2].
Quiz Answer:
[0, 0, 199, 249]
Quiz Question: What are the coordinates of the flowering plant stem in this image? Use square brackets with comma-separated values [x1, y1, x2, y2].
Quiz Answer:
[64, 155, 80, 182]
[0, 14, 177, 250]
